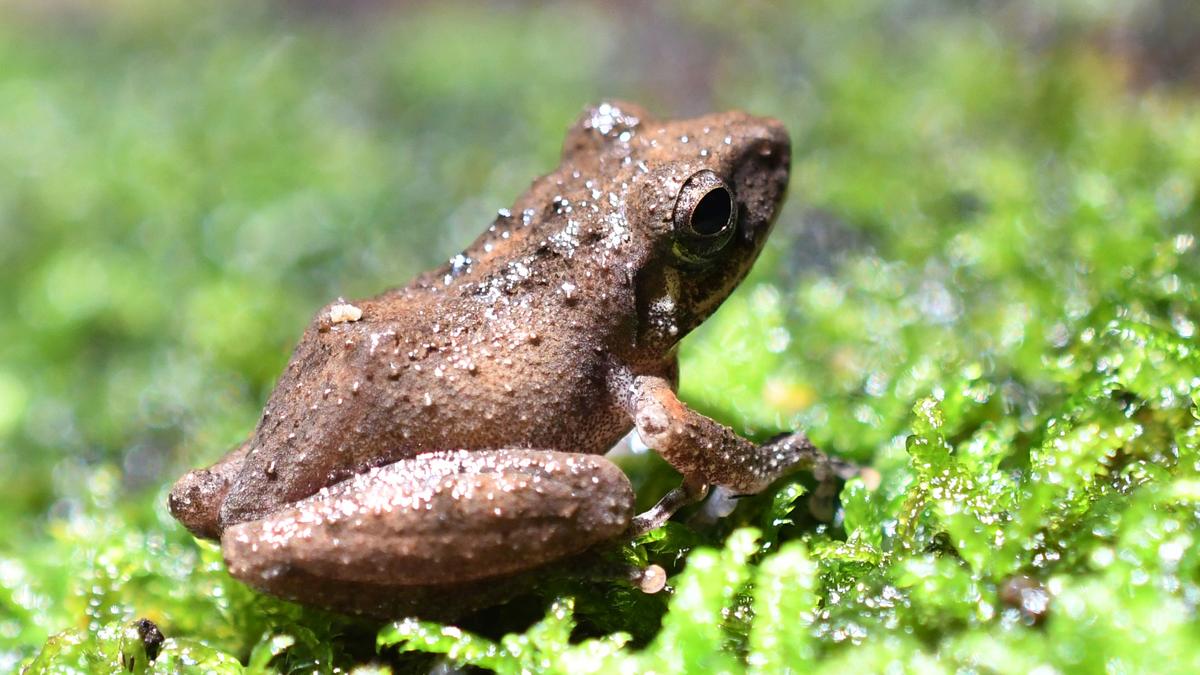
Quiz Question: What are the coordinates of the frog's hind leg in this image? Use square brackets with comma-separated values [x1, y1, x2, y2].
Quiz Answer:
[220, 449, 635, 618]
[169, 441, 252, 540]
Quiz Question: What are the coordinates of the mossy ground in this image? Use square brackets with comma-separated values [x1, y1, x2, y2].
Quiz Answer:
[4, 1, 1200, 673]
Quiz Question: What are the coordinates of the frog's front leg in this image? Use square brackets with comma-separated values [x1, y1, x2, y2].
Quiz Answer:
[220, 449, 635, 618]
[623, 374, 856, 533]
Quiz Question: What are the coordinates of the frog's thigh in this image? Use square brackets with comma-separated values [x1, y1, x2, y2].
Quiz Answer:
[221, 449, 634, 591]
[169, 441, 252, 540]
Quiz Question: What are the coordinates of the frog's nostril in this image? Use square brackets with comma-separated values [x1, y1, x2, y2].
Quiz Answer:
[743, 119, 791, 168]
[756, 140, 788, 169]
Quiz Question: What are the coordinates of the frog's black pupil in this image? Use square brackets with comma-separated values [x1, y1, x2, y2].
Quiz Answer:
[691, 188, 732, 236]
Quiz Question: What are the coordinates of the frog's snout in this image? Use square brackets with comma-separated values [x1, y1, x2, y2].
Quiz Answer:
[737, 116, 791, 175]
[720, 114, 792, 237]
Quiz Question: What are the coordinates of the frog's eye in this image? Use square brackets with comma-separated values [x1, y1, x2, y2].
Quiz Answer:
[672, 170, 738, 263]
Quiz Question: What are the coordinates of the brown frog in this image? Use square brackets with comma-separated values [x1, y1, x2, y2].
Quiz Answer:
[169, 101, 849, 619]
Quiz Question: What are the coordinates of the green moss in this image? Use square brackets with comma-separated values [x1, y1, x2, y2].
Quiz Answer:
[5, 1, 1200, 672]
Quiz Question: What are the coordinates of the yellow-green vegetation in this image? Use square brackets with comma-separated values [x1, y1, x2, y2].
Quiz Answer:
[5, 1, 1200, 672]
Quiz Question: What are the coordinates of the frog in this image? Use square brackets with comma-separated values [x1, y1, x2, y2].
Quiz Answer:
[168, 101, 853, 620]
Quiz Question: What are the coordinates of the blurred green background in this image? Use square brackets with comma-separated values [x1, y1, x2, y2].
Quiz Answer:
[3, 0, 1200, 672]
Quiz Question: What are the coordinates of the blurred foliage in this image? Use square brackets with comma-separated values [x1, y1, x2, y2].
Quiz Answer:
[4, 0, 1200, 672]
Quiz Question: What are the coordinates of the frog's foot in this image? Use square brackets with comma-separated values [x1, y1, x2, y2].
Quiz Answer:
[220, 449, 634, 618]
[629, 478, 708, 536]
[759, 431, 860, 522]
[168, 441, 251, 540]
[762, 431, 859, 482]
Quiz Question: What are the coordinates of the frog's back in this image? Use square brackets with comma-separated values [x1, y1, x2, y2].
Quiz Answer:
[217, 261, 639, 527]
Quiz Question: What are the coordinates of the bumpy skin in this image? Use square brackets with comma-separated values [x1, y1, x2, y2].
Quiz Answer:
[169, 102, 836, 619]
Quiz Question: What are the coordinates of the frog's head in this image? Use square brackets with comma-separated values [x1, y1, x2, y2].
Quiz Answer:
[563, 102, 791, 350]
